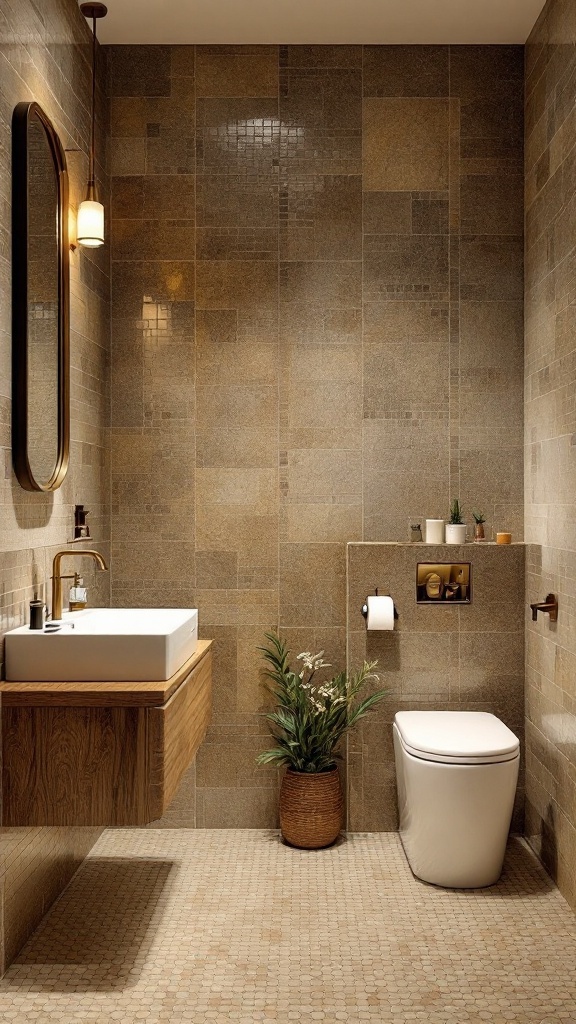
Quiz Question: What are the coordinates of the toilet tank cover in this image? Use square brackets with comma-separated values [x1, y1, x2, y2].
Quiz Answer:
[394, 711, 519, 762]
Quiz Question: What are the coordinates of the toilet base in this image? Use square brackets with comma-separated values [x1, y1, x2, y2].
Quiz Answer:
[394, 726, 519, 889]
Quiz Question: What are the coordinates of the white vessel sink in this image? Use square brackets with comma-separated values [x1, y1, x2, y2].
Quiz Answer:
[5, 608, 199, 682]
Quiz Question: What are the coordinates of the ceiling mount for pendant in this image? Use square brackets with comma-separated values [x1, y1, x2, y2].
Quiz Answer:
[80, 2, 108, 17]
[77, 2, 108, 248]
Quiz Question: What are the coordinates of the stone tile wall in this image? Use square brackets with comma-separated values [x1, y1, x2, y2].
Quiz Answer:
[0, 0, 110, 970]
[347, 542, 525, 831]
[525, 0, 576, 912]
[108, 44, 524, 828]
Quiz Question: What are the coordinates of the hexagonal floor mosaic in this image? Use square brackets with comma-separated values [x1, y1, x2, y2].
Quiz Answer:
[1, 831, 576, 1023]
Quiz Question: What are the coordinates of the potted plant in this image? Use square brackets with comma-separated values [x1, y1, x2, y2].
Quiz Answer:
[445, 499, 467, 544]
[257, 632, 387, 849]
[472, 510, 486, 541]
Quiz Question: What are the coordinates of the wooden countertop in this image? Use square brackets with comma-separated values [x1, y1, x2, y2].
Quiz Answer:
[0, 639, 213, 707]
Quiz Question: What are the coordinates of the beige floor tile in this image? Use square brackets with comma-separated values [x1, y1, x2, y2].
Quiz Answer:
[1, 832, 576, 1023]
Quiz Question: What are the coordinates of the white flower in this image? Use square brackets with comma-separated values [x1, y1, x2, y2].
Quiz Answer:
[298, 655, 315, 672]
[297, 649, 331, 674]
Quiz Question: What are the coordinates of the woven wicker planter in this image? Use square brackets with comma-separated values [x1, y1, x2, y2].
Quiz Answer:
[279, 766, 343, 849]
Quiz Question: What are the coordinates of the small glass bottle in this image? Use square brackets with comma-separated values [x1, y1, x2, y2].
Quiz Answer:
[69, 573, 87, 611]
[408, 517, 423, 542]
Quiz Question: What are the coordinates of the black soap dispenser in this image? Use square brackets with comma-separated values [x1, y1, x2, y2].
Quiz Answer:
[29, 595, 45, 630]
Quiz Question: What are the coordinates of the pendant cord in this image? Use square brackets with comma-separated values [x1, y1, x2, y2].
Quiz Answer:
[89, 13, 96, 188]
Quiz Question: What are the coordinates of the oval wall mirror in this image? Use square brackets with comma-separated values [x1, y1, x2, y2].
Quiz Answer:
[12, 101, 70, 492]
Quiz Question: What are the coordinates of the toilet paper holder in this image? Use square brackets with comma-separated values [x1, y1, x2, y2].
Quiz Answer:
[361, 588, 399, 621]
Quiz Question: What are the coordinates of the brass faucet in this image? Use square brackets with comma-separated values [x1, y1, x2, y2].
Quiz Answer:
[529, 593, 558, 623]
[51, 549, 109, 621]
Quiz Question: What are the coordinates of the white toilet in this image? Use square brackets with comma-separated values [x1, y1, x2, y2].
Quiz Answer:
[393, 711, 520, 888]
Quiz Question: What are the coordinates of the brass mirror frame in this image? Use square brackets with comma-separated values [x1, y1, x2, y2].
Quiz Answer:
[12, 100, 70, 492]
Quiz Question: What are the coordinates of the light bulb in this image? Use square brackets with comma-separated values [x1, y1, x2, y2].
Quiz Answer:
[77, 199, 104, 247]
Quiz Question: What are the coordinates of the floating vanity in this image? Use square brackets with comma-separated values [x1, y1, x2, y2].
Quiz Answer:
[0, 638, 212, 827]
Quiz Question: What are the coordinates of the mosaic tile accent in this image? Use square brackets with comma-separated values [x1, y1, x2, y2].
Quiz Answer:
[1, 830, 576, 1023]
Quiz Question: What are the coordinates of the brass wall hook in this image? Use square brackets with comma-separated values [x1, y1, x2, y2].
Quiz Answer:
[529, 593, 558, 622]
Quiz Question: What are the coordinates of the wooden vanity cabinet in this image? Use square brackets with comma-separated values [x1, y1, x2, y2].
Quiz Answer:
[0, 640, 212, 826]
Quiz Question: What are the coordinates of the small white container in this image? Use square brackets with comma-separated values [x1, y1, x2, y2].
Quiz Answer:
[425, 519, 444, 544]
[445, 523, 467, 544]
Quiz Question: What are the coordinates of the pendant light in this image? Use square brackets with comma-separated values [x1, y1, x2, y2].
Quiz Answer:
[77, 2, 107, 247]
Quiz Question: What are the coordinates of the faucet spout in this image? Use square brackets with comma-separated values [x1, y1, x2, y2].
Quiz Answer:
[51, 549, 109, 621]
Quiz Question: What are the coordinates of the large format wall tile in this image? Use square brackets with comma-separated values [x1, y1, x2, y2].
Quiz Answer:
[450, 45, 524, 147]
[525, 0, 576, 914]
[108, 44, 524, 831]
[196, 261, 278, 310]
[363, 45, 449, 98]
[279, 174, 362, 261]
[363, 98, 450, 191]
[196, 46, 278, 99]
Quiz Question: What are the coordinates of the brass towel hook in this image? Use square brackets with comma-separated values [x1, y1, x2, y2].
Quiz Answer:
[529, 593, 558, 622]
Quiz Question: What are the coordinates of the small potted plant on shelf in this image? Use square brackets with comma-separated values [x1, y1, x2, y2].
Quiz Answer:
[472, 510, 486, 541]
[256, 632, 387, 849]
[445, 499, 467, 544]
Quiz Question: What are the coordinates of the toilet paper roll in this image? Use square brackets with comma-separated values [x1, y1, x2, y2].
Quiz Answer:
[366, 594, 395, 631]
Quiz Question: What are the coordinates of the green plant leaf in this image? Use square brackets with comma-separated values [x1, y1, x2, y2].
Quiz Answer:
[449, 498, 464, 524]
[256, 634, 389, 773]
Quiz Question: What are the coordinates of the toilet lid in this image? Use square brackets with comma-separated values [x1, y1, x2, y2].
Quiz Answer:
[394, 711, 520, 764]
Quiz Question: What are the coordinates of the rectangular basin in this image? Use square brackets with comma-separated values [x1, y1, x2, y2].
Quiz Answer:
[5, 608, 198, 682]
